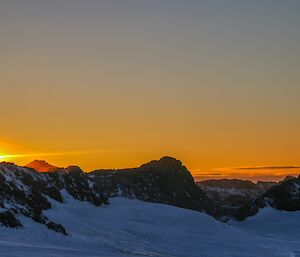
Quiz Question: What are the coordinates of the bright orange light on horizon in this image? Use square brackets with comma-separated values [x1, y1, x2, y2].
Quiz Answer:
[1, 1, 300, 184]
[1, 149, 299, 182]
[0, 153, 14, 160]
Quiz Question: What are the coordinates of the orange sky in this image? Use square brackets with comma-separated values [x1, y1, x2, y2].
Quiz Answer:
[1, 1, 300, 181]
[0, 144, 299, 182]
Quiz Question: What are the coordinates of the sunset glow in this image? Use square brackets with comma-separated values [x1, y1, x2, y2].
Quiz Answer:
[1, 2, 300, 257]
[0, 154, 18, 161]
[1, 1, 299, 181]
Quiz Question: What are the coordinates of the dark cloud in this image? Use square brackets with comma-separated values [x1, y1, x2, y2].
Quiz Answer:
[233, 166, 300, 171]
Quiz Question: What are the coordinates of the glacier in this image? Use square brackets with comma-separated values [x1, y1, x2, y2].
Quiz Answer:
[0, 193, 299, 257]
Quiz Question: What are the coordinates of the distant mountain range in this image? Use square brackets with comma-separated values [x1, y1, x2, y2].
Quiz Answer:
[235, 175, 300, 220]
[0, 157, 299, 234]
[197, 176, 299, 220]
[197, 179, 277, 220]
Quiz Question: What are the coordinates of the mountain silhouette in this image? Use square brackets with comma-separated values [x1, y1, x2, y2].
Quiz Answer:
[25, 160, 61, 172]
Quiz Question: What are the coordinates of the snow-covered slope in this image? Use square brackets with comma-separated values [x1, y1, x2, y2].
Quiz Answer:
[0, 162, 107, 232]
[1, 158, 300, 256]
[0, 196, 299, 257]
[233, 207, 300, 241]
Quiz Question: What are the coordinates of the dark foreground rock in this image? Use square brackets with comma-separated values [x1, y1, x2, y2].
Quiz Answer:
[0, 162, 107, 234]
[197, 179, 276, 220]
[235, 176, 300, 221]
[90, 157, 212, 213]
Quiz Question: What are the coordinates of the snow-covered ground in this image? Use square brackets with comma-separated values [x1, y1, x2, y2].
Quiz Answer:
[0, 193, 299, 257]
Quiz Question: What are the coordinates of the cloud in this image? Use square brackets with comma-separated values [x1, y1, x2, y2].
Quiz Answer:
[192, 165, 300, 182]
[233, 165, 300, 171]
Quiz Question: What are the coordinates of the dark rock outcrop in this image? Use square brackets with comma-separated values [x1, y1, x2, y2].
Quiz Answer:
[3, 157, 299, 228]
[90, 157, 212, 213]
[197, 179, 276, 220]
[0, 157, 212, 234]
[46, 221, 67, 235]
[0, 162, 107, 234]
[235, 175, 300, 221]
[0, 210, 22, 228]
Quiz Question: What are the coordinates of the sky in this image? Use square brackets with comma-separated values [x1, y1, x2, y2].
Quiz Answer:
[0, 0, 300, 181]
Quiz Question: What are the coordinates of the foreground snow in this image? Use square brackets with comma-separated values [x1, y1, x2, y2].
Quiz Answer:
[0, 195, 300, 257]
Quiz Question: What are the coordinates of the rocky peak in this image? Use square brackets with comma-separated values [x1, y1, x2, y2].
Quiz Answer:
[0, 161, 17, 166]
[235, 175, 300, 221]
[90, 157, 212, 214]
[0, 157, 213, 233]
[0, 162, 107, 234]
[141, 156, 183, 170]
[64, 166, 83, 174]
[25, 160, 61, 172]
[281, 175, 296, 183]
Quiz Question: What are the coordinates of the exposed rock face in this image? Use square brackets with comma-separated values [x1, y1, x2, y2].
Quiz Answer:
[46, 165, 107, 206]
[197, 179, 276, 220]
[0, 162, 107, 234]
[0, 210, 21, 228]
[235, 176, 300, 221]
[90, 157, 212, 213]
[6, 156, 298, 228]
[0, 157, 212, 234]
[281, 175, 296, 183]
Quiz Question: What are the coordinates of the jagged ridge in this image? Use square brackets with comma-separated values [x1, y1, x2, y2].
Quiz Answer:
[0, 162, 107, 234]
[0, 157, 211, 234]
[197, 179, 276, 220]
[90, 156, 212, 213]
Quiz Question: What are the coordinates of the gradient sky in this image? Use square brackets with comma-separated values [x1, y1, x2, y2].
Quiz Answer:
[1, 1, 300, 181]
